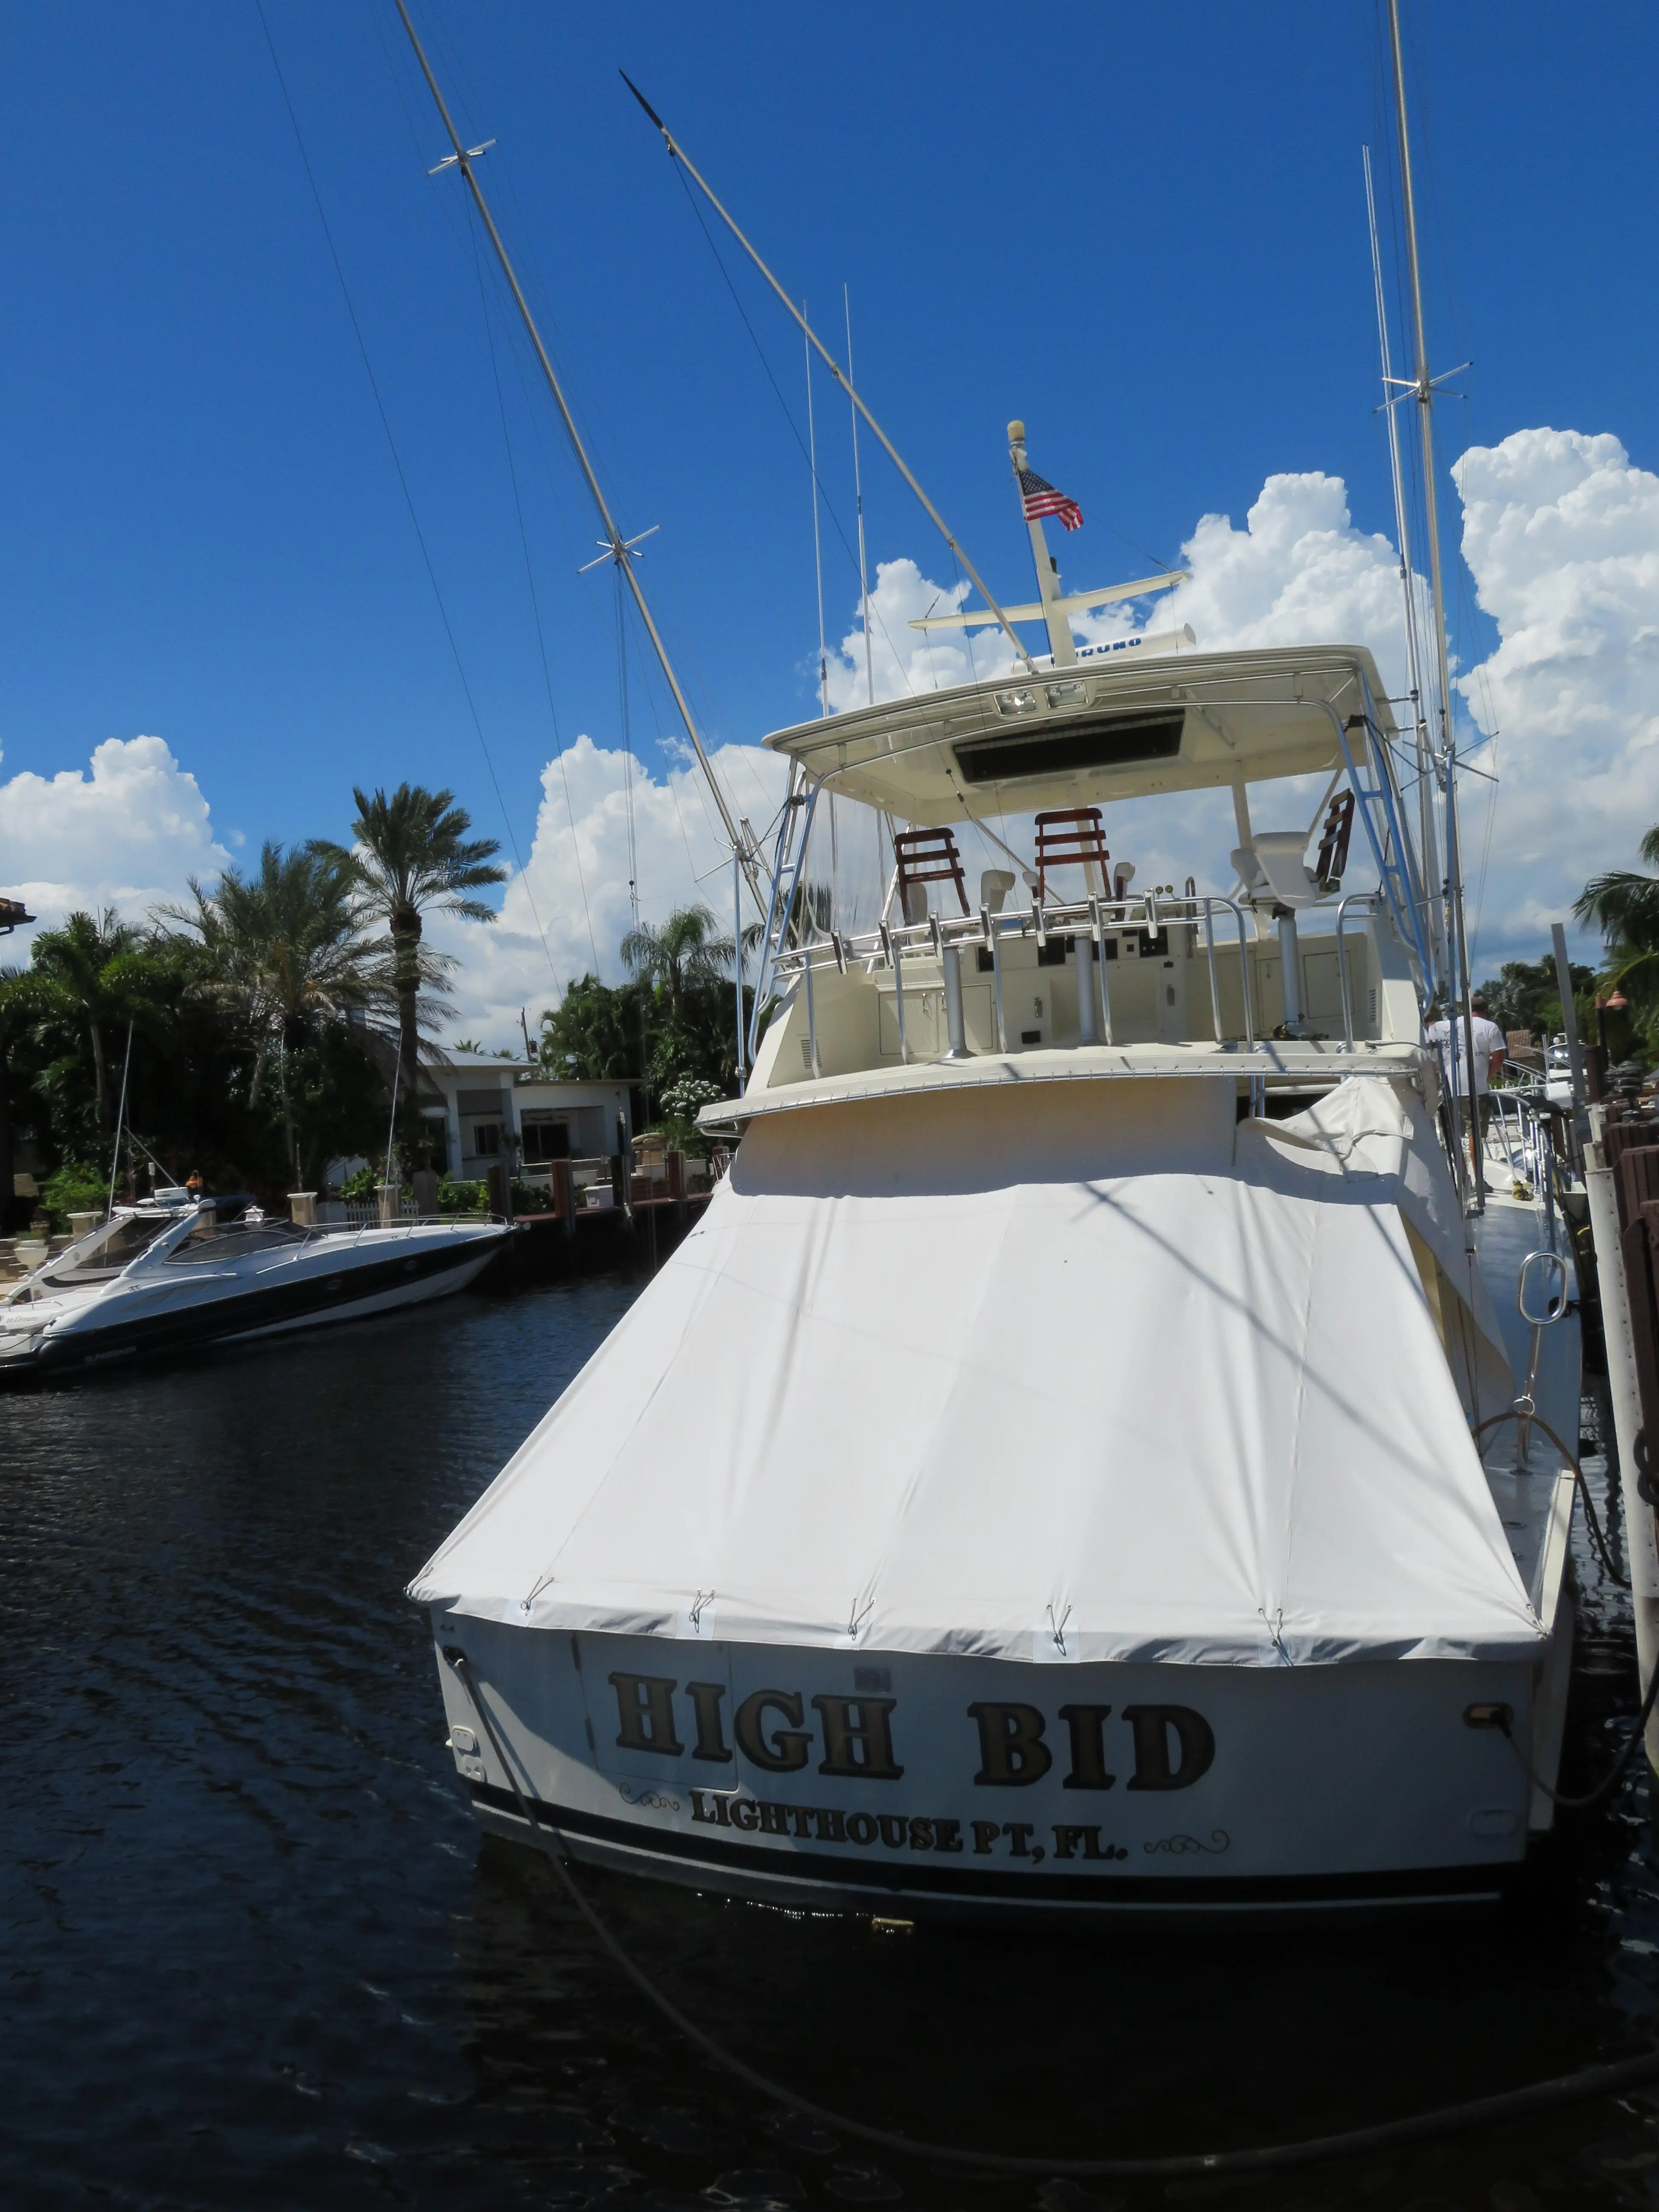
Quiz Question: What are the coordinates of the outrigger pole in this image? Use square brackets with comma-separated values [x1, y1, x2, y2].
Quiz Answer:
[1384, 0, 1483, 1211]
[1362, 143, 1445, 989]
[392, 2, 764, 908]
[620, 74, 1040, 682]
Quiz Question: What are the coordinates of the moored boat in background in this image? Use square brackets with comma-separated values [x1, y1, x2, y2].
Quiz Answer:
[0, 1188, 509, 1377]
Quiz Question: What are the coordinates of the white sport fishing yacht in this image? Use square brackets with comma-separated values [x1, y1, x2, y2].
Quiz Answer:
[399, 4, 1586, 1915]
[0, 1190, 508, 1378]
[415, 607, 1581, 1914]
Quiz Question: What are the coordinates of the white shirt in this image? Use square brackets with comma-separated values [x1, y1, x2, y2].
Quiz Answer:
[1427, 1013, 1507, 1096]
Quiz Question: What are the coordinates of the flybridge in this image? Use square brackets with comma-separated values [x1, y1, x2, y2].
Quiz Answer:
[762, 642, 1400, 824]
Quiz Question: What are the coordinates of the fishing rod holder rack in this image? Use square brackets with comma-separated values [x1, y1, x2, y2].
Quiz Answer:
[771, 892, 1271, 1062]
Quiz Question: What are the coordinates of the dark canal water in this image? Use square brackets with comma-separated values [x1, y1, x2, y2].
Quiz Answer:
[6, 1273, 1659, 2212]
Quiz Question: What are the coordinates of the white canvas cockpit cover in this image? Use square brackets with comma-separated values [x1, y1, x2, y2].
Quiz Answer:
[411, 1077, 1542, 1667]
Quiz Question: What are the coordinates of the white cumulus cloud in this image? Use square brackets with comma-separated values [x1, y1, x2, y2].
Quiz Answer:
[430, 733, 788, 1045]
[813, 451, 1659, 973]
[1453, 427, 1659, 962]
[0, 735, 231, 952]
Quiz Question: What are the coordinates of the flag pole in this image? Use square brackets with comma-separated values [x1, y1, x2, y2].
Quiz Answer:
[1007, 421, 1077, 667]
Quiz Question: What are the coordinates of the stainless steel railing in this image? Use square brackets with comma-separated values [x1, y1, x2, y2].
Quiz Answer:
[770, 891, 1285, 1074]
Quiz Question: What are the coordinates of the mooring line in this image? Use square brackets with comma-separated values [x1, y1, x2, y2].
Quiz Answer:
[442, 1648, 1659, 2179]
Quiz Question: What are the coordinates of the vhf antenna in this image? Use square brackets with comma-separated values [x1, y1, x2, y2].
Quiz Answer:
[393, 1, 763, 908]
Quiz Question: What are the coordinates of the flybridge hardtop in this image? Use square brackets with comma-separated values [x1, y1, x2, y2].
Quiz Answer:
[762, 642, 1397, 825]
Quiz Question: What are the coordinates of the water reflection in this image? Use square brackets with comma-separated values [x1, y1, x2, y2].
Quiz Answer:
[1, 1275, 1656, 2210]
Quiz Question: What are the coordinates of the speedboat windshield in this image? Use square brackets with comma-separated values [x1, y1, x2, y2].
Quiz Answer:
[25, 1210, 178, 1290]
[164, 1217, 311, 1264]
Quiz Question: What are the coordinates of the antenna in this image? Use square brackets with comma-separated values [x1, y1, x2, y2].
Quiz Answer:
[804, 303, 828, 718]
[844, 285, 875, 708]
[622, 74, 1037, 678]
[393, 4, 763, 908]
[1362, 142, 1443, 985]
[1385, 0, 1481, 1211]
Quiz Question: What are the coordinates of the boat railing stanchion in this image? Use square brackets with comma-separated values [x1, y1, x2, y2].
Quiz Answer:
[1089, 897, 1112, 1045]
[1074, 905, 1099, 1047]
[802, 942, 822, 1080]
[880, 923, 909, 1064]
[1333, 891, 1372, 1051]
[1212, 894, 1255, 1050]
[1200, 897, 1222, 1045]
[934, 915, 970, 1059]
[983, 904, 1008, 1054]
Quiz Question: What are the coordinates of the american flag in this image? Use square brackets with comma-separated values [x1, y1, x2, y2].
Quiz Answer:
[1019, 468, 1083, 532]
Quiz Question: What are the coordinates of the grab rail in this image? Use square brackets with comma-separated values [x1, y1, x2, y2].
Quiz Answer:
[1333, 892, 1378, 1050]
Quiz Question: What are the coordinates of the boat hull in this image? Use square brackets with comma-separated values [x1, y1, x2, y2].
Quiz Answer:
[7, 1227, 507, 1377]
[432, 1613, 1568, 1920]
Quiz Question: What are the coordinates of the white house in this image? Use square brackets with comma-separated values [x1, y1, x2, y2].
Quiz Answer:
[418, 1059, 634, 1184]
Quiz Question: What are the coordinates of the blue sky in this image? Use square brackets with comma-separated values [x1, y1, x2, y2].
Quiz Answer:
[2, 3, 1656, 1022]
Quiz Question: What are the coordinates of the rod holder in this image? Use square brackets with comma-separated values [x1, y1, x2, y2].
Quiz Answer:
[1277, 909, 1304, 1033]
[940, 945, 970, 1059]
[1075, 928, 1099, 1047]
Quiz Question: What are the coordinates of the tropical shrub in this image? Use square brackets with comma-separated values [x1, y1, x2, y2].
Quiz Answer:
[41, 1159, 108, 1230]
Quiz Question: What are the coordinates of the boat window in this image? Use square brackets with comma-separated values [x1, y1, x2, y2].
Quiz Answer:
[36, 1213, 172, 1285]
[165, 1219, 311, 1264]
[953, 708, 1185, 787]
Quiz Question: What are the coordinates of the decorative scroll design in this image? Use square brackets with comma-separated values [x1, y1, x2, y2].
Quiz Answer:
[1144, 1829, 1230, 1856]
[617, 1783, 681, 1812]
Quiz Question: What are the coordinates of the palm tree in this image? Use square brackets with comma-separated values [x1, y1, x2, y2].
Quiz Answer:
[1578, 828, 1659, 1009]
[163, 843, 379, 1179]
[15, 910, 170, 1133]
[314, 786, 505, 1112]
[621, 904, 745, 1023]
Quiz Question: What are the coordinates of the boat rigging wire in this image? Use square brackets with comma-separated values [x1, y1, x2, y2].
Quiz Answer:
[105, 1021, 134, 1217]
[620, 73, 1039, 681]
[466, 208, 600, 976]
[254, 2, 562, 999]
[393, 3, 764, 914]
[664, 159, 917, 698]
[443, 1645, 1659, 2181]
[381, 1025, 405, 1197]
[844, 287, 876, 710]
[804, 304, 829, 720]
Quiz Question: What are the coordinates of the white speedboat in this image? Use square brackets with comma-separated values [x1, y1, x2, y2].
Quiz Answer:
[0, 1191, 509, 1377]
